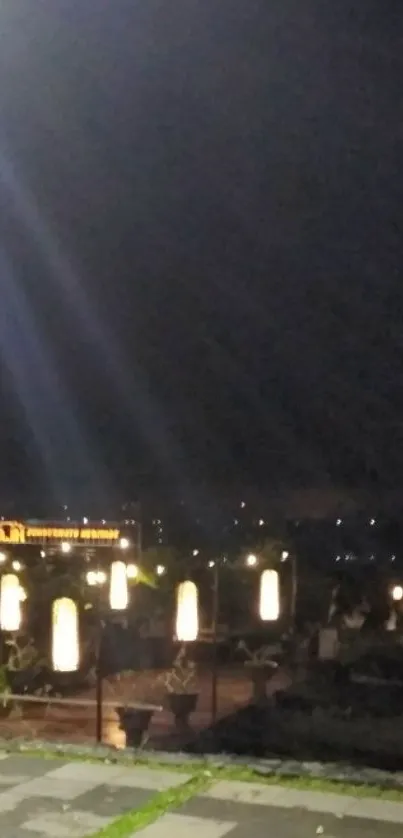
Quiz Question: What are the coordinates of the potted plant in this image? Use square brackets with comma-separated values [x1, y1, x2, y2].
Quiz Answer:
[6, 637, 50, 719]
[0, 665, 11, 718]
[238, 640, 281, 703]
[162, 647, 199, 728]
[106, 671, 158, 748]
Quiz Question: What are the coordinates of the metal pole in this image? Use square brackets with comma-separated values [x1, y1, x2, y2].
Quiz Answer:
[95, 588, 103, 744]
[290, 555, 297, 631]
[211, 562, 219, 725]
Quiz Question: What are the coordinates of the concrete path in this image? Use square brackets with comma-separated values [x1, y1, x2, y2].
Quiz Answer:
[0, 753, 189, 837]
[0, 753, 401, 837]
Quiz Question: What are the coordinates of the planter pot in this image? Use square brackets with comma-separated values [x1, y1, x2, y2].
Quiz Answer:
[167, 692, 198, 728]
[116, 706, 154, 748]
[245, 662, 278, 703]
[0, 703, 11, 720]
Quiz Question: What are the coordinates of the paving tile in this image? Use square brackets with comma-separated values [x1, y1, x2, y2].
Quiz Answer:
[72, 782, 152, 818]
[9, 777, 100, 802]
[272, 787, 355, 816]
[129, 813, 237, 838]
[47, 761, 125, 785]
[108, 766, 191, 790]
[181, 797, 403, 838]
[202, 780, 286, 805]
[0, 756, 57, 779]
[21, 809, 112, 837]
[346, 798, 403, 824]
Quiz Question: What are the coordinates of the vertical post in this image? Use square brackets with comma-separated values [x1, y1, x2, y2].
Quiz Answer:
[290, 555, 297, 632]
[95, 587, 103, 744]
[211, 562, 219, 725]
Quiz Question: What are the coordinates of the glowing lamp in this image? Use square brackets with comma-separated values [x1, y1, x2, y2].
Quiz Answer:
[176, 581, 199, 642]
[392, 585, 403, 602]
[109, 560, 129, 610]
[259, 569, 280, 621]
[52, 598, 79, 672]
[126, 563, 139, 579]
[0, 574, 22, 631]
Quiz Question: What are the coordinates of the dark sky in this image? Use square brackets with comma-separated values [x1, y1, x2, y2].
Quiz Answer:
[1, 0, 403, 511]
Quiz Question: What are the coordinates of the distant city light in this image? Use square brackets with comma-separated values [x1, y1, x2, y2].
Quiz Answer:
[126, 563, 138, 579]
[40, 550, 46, 559]
[246, 554, 258, 567]
[234, 518, 239, 526]
[240, 501, 246, 508]
[192, 549, 199, 556]
[0, 552, 6, 564]
[83, 517, 89, 525]
[258, 519, 265, 527]
[119, 537, 130, 550]
[336, 518, 342, 526]
[370, 518, 376, 526]
[12, 560, 22, 571]
[97, 571, 107, 584]
[86, 571, 97, 586]
[281, 551, 289, 561]
[208, 560, 215, 568]
[156, 565, 166, 576]
[61, 542, 72, 554]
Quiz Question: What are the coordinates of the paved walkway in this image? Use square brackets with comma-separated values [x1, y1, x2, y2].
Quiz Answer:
[0, 753, 401, 837]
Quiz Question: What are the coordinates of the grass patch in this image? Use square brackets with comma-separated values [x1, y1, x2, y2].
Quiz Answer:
[213, 765, 403, 801]
[89, 771, 211, 838]
[1, 745, 206, 775]
[4, 743, 403, 803]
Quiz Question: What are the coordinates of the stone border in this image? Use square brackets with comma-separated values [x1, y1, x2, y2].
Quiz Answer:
[1, 737, 403, 791]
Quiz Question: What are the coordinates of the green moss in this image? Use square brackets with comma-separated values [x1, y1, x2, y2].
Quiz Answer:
[213, 765, 403, 801]
[89, 773, 211, 838]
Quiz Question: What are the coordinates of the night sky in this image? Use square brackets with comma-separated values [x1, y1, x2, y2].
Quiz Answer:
[1, 0, 403, 511]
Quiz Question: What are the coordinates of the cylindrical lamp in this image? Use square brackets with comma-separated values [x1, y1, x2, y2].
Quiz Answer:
[176, 581, 199, 642]
[0, 574, 22, 631]
[109, 560, 129, 610]
[52, 597, 80, 672]
[259, 569, 280, 621]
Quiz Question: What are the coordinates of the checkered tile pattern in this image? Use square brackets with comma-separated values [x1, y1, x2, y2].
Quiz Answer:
[0, 753, 401, 838]
[0, 754, 190, 837]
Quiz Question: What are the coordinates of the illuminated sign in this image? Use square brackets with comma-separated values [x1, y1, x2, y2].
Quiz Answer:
[0, 521, 121, 546]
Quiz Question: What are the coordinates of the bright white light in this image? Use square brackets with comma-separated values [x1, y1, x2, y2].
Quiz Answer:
[83, 517, 89, 525]
[86, 571, 97, 586]
[61, 542, 71, 554]
[259, 570, 280, 621]
[96, 571, 107, 585]
[0, 574, 21, 631]
[19, 586, 27, 602]
[40, 550, 46, 559]
[126, 563, 139, 580]
[336, 518, 342, 526]
[176, 581, 198, 642]
[258, 519, 265, 527]
[240, 501, 246, 508]
[12, 560, 22, 571]
[246, 554, 258, 567]
[156, 565, 166, 576]
[110, 560, 129, 610]
[119, 537, 130, 550]
[281, 551, 289, 561]
[192, 549, 199, 556]
[208, 560, 215, 568]
[370, 518, 376, 526]
[392, 585, 403, 602]
[0, 553, 6, 564]
[52, 598, 79, 672]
